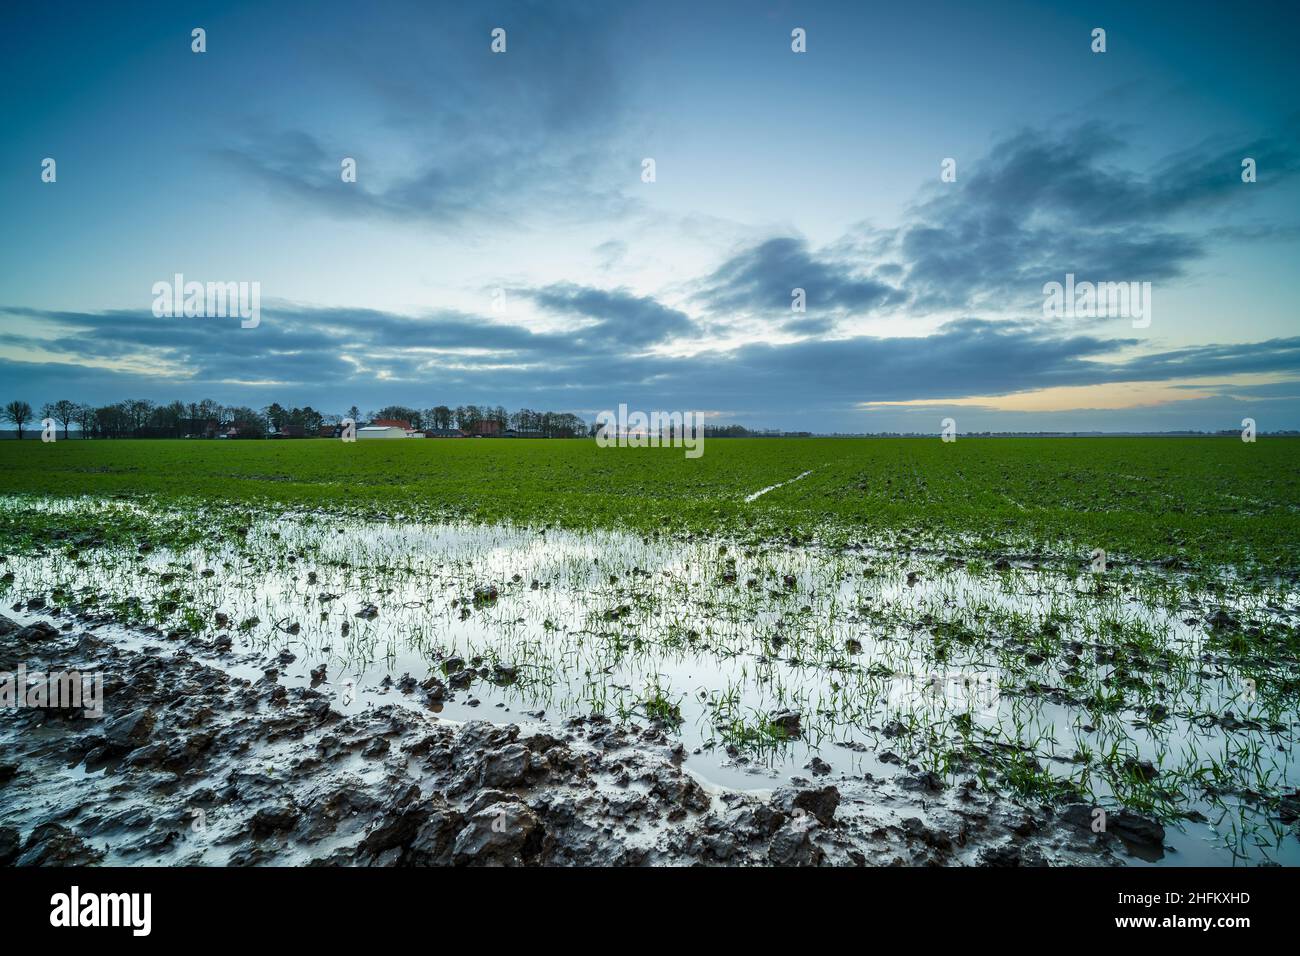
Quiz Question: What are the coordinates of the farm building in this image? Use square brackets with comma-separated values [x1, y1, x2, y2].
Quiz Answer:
[356, 425, 408, 439]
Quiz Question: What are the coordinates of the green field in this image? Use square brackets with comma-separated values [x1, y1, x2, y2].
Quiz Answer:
[1, 437, 1297, 573]
[3, 435, 1300, 864]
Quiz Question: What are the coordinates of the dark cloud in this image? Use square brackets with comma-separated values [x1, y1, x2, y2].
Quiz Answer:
[695, 237, 902, 317]
[696, 125, 1299, 320]
[523, 283, 697, 345]
[890, 124, 1299, 311]
[781, 316, 836, 337]
[5, 305, 1298, 430]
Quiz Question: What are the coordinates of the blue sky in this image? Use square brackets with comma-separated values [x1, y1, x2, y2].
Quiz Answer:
[2, 0, 1298, 431]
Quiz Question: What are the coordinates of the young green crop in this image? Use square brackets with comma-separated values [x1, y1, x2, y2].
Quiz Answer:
[1, 436, 1297, 572]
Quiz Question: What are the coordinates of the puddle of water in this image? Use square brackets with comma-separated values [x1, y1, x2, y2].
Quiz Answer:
[3, 496, 1298, 865]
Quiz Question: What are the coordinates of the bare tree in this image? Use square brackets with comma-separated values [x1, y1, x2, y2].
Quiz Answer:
[3, 400, 33, 439]
[73, 403, 97, 438]
[124, 399, 154, 434]
[41, 399, 78, 439]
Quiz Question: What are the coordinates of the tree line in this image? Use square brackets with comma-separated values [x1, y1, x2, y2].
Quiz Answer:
[369, 405, 587, 438]
[2, 398, 588, 439]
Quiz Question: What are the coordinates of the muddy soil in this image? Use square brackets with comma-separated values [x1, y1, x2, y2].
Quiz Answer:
[0, 608, 1171, 867]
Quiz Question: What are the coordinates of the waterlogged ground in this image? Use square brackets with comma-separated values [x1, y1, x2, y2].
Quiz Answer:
[3, 496, 1298, 865]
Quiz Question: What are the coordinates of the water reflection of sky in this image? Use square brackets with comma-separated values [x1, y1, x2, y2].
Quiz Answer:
[5, 498, 1298, 865]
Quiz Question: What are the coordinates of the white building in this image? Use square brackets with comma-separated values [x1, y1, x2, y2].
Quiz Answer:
[356, 425, 408, 439]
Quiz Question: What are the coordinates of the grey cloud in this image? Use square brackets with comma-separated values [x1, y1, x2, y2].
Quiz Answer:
[523, 283, 698, 345]
[695, 237, 902, 317]
[782, 316, 836, 337]
[215, 3, 638, 228]
[594, 239, 628, 270]
[6, 306, 1299, 429]
[699, 124, 1298, 321]
[891, 124, 1299, 311]
[7, 120, 1298, 430]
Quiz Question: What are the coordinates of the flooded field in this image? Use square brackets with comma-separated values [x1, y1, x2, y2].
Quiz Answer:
[4, 495, 1298, 865]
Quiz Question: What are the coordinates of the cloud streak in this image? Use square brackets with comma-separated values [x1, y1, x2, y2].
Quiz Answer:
[4, 305, 1298, 426]
[212, 3, 640, 230]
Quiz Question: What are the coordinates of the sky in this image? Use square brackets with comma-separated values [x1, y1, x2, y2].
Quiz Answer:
[1, 0, 1298, 432]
